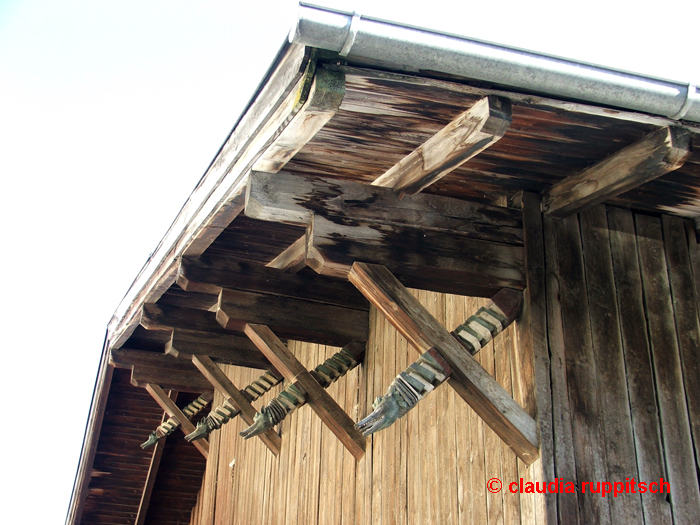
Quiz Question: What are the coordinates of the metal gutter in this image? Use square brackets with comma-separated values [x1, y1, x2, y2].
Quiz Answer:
[290, 3, 700, 123]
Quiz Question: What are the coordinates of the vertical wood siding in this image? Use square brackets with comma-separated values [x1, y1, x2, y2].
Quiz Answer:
[188, 290, 534, 524]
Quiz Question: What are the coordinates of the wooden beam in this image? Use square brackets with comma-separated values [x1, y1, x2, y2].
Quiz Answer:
[245, 170, 525, 296]
[244, 323, 366, 460]
[246, 170, 524, 245]
[141, 303, 229, 335]
[191, 355, 281, 456]
[307, 214, 524, 296]
[145, 384, 209, 458]
[136, 390, 177, 525]
[164, 328, 274, 370]
[252, 67, 345, 172]
[542, 126, 691, 218]
[177, 255, 369, 310]
[371, 95, 511, 195]
[216, 287, 368, 347]
[131, 365, 214, 394]
[266, 235, 307, 273]
[348, 262, 539, 464]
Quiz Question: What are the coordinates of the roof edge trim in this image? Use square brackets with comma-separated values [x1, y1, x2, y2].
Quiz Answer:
[290, 3, 700, 123]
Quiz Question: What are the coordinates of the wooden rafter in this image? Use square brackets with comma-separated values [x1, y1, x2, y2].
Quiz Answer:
[244, 323, 366, 460]
[135, 390, 177, 525]
[191, 355, 282, 456]
[165, 328, 276, 369]
[177, 254, 369, 310]
[145, 384, 209, 458]
[348, 262, 539, 464]
[371, 95, 511, 196]
[216, 287, 368, 347]
[542, 126, 691, 218]
[110, 348, 215, 393]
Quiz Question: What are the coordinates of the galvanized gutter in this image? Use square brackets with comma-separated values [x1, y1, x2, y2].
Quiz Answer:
[290, 3, 700, 123]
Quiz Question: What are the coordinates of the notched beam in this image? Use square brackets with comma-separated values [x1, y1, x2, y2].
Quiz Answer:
[542, 126, 691, 218]
[216, 287, 368, 347]
[371, 95, 512, 195]
[177, 255, 369, 310]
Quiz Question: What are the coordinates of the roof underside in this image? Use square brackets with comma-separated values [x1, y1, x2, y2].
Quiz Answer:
[69, 38, 700, 525]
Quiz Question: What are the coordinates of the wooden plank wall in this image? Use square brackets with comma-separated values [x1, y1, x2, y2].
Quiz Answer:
[546, 205, 700, 524]
[187, 290, 541, 524]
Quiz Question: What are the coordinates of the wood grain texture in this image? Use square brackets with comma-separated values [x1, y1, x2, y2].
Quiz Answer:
[663, 215, 700, 471]
[178, 254, 369, 310]
[165, 328, 274, 370]
[145, 383, 209, 458]
[636, 214, 700, 524]
[553, 215, 611, 524]
[607, 207, 672, 524]
[216, 287, 368, 347]
[246, 170, 523, 245]
[579, 206, 642, 521]
[372, 95, 512, 195]
[542, 127, 691, 218]
[244, 324, 366, 460]
[191, 354, 281, 455]
[349, 262, 539, 464]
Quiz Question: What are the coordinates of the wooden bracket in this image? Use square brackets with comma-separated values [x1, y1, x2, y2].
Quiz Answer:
[191, 355, 281, 456]
[244, 323, 366, 460]
[145, 383, 209, 459]
[348, 262, 539, 465]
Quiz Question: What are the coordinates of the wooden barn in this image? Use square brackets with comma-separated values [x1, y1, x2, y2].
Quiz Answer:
[66, 4, 700, 524]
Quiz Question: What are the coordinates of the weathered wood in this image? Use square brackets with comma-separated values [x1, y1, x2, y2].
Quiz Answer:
[607, 207, 672, 524]
[178, 254, 369, 310]
[580, 205, 642, 521]
[307, 214, 525, 296]
[145, 384, 209, 458]
[108, 43, 316, 350]
[216, 287, 368, 347]
[191, 355, 281, 456]
[542, 215, 580, 525]
[253, 68, 345, 172]
[553, 215, 611, 524]
[371, 95, 512, 195]
[111, 347, 203, 372]
[636, 214, 700, 524]
[348, 262, 539, 464]
[266, 235, 307, 273]
[246, 170, 523, 245]
[132, 365, 214, 394]
[141, 303, 229, 335]
[136, 390, 177, 525]
[165, 328, 274, 370]
[542, 127, 691, 218]
[662, 215, 700, 471]
[244, 323, 366, 460]
[519, 192, 557, 523]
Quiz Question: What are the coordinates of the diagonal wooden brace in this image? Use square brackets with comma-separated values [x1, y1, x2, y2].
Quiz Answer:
[244, 323, 366, 460]
[348, 262, 539, 465]
[145, 383, 209, 459]
[191, 355, 281, 456]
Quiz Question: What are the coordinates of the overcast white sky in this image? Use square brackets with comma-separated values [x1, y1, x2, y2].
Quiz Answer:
[0, 0, 697, 523]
